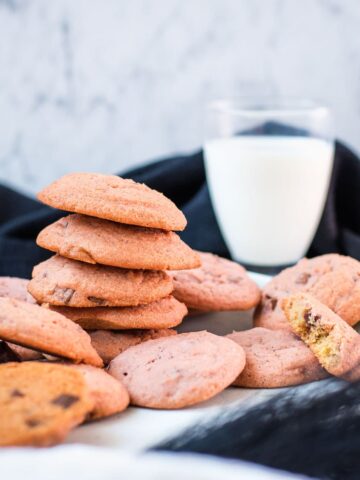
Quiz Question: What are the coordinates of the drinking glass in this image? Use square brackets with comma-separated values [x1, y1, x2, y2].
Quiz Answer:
[204, 98, 334, 273]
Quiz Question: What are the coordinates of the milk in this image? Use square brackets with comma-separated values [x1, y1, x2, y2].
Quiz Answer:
[204, 136, 334, 266]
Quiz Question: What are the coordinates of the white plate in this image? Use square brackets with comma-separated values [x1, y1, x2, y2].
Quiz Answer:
[65, 271, 276, 451]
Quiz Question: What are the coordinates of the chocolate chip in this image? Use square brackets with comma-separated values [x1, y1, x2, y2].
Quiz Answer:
[296, 273, 311, 285]
[304, 309, 321, 325]
[54, 287, 75, 304]
[270, 298, 277, 310]
[303, 310, 321, 325]
[0, 342, 21, 363]
[52, 394, 80, 409]
[26, 418, 41, 428]
[265, 296, 277, 310]
[11, 389, 25, 398]
[87, 296, 106, 306]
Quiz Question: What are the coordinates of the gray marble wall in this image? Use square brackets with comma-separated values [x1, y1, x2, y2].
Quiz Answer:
[0, 0, 359, 194]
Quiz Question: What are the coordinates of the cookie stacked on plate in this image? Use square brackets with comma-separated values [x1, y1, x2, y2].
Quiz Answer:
[28, 173, 200, 341]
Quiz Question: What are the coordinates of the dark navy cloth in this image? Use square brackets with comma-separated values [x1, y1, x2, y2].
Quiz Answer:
[0, 140, 359, 278]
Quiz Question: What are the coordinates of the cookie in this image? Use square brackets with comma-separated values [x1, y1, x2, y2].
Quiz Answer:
[254, 254, 360, 331]
[0, 277, 35, 303]
[37, 214, 200, 271]
[0, 362, 93, 446]
[282, 293, 360, 381]
[227, 327, 327, 388]
[108, 331, 245, 409]
[49, 296, 187, 330]
[37, 172, 186, 231]
[0, 341, 20, 363]
[90, 329, 177, 364]
[170, 251, 261, 311]
[0, 280, 42, 360]
[0, 297, 103, 367]
[70, 365, 129, 420]
[28, 255, 173, 308]
[7, 343, 43, 361]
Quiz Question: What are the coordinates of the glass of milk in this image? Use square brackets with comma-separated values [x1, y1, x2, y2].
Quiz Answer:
[204, 98, 334, 273]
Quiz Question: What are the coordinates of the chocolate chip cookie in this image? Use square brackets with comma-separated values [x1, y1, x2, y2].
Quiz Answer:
[0, 362, 93, 446]
[38, 173, 186, 231]
[0, 297, 103, 367]
[90, 329, 177, 364]
[6, 343, 43, 361]
[282, 293, 360, 381]
[108, 331, 246, 409]
[49, 296, 186, 330]
[227, 327, 327, 388]
[170, 251, 261, 311]
[0, 277, 35, 304]
[28, 255, 173, 308]
[0, 341, 20, 363]
[37, 214, 200, 270]
[70, 364, 129, 420]
[254, 254, 360, 331]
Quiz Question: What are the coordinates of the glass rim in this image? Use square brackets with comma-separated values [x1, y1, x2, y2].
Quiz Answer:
[207, 97, 331, 117]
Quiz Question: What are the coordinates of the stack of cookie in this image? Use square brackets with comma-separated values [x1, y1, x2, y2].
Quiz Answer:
[27, 173, 200, 361]
[0, 167, 358, 446]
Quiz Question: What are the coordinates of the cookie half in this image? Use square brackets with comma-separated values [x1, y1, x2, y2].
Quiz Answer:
[28, 255, 173, 308]
[90, 329, 177, 364]
[49, 296, 187, 330]
[70, 365, 129, 420]
[108, 331, 245, 409]
[282, 293, 360, 381]
[227, 327, 327, 388]
[254, 254, 360, 331]
[37, 214, 200, 270]
[170, 251, 261, 311]
[0, 298, 103, 367]
[37, 172, 186, 231]
[0, 362, 93, 446]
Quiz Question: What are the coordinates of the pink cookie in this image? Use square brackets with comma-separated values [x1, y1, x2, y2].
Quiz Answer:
[170, 251, 261, 311]
[108, 331, 245, 409]
[90, 329, 177, 364]
[254, 254, 360, 331]
[0, 277, 36, 304]
[37, 173, 186, 231]
[6, 343, 43, 361]
[48, 296, 186, 330]
[70, 364, 129, 420]
[227, 327, 327, 388]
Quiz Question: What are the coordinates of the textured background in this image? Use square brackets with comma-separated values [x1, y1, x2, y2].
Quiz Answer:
[0, 0, 359, 194]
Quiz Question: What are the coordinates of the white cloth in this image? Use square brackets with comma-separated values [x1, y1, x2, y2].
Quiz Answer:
[0, 446, 312, 480]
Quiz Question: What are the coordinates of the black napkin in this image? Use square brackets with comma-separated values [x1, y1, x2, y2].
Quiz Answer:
[154, 378, 360, 480]
[0, 139, 359, 278]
